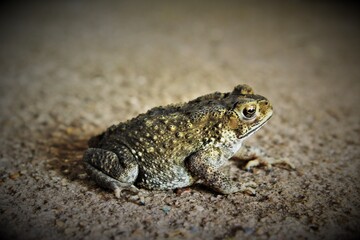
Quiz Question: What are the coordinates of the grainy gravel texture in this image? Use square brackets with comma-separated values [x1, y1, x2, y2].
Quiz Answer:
[0, 1, 359, 240]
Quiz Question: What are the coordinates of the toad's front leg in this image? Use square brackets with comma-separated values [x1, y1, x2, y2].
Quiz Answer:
[185, 148, 256, 195]
[83, 146, 139, 198]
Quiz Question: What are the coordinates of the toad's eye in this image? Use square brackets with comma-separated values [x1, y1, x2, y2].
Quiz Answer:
[241, 105, 257, 120]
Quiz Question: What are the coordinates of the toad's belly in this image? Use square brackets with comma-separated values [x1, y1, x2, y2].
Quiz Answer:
[136, 163, 195, 190]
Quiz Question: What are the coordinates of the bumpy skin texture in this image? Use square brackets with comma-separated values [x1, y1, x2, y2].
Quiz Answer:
[83, 84, 273, 195]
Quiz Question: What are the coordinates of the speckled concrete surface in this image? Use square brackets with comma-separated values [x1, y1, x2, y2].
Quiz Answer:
[0, 1, 359, 239]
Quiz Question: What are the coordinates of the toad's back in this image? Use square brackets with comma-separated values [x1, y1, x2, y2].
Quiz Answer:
[94, 96, 231, 165]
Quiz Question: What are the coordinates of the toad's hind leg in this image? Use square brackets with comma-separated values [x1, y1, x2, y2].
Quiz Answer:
[83, 147, 139, 198]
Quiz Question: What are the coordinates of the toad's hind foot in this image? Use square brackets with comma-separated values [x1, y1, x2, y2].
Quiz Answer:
[111, 181, 140, 198]
[84, 161, 139, 198]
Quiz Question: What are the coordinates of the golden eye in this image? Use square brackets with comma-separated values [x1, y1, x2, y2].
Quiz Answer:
[241, 105, 257, 120]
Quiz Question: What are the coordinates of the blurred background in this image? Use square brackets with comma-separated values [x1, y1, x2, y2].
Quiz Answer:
[1, 1, 358, 127]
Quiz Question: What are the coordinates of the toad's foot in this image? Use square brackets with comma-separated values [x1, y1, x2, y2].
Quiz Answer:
[111, 182, 149, 205]
[111, 181, 140, 198]
[235, 145, 295, 171]
[244, 156, 295, 171]
[239, 181, 257, 196]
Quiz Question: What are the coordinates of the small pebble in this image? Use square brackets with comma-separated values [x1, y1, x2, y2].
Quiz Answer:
[61, 179, 68, 186]
[77, 173, 87, 179]
[162, 205, 171, 214]
[194, 205, 204, 212]
[55, 220, 65, 228]
[9, 172, 20, 180]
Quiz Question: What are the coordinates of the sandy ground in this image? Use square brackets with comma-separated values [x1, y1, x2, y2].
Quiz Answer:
[0, 1, 359, 239]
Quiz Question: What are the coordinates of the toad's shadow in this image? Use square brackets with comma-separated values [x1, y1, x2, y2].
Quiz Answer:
[47, 126, 93, 184]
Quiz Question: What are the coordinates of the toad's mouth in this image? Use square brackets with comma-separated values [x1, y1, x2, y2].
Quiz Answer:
[239, 114, 272, 140]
